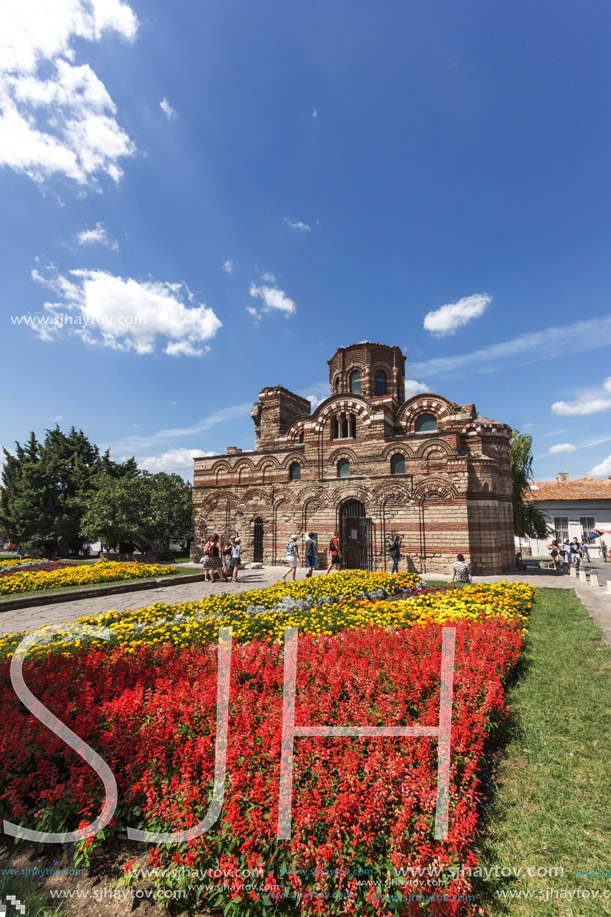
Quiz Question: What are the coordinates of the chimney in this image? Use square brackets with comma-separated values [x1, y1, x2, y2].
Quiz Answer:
[557, 472, 569, 482]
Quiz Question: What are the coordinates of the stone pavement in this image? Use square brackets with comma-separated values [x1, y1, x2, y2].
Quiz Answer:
[2, 561, 611, 645]
[0, 566, 321, 636]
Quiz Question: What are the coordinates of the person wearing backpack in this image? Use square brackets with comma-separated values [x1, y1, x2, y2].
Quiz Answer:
[388, 531, 401, 574]
[283, 534, 300, 581]
[326, 532, 341, 574]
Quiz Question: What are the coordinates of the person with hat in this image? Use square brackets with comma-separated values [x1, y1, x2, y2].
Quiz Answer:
[283, 534, 300, 581]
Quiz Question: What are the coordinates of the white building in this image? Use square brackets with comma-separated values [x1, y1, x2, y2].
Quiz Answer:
[517, 473, 611, 559]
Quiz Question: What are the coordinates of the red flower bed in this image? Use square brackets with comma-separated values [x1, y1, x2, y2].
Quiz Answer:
[0, 561, 69, 578]
[0, 617, 523, 915]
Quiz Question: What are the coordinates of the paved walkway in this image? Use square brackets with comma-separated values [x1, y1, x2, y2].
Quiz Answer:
[2, 562, 611, 644]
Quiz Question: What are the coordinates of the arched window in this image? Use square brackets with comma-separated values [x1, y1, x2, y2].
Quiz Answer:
[289, 462, 301, 481]
[337, 458, 350, 478]
[349, 370, 361, 395]
[334, 375, 341, 393]
[390, 453, 405, 475]
[331, 412, 356, 440]
[298, 432, 304, 444]
[415, 413, 438, 433]
[375, 370, 387, 396]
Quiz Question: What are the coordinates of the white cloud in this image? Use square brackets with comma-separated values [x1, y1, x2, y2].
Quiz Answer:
[0, 0, 138, 187]
[159, 97, 175, 118]
[523, 422, 535, 429]
[590, 454, 611, 477]
[249, 282, 296, 316]
[260, 271, 276, 283]
[284, 218, 311, 232]
[552, 379, 611, 416]
[548, 443, 577, 455]
[299, 382, 329, 411]
[106, 403, 252, 454]
[552, 397, 611, 416]
[138, 447, 215, 474]
[222, 259, 234, 275]
[30, 266, 222, 355]
[77, 220, 118, 250]
[312, 109, 318, 118]
[404, 379, 429, 399]
[423, 293, 492, 336]
[410, 315, 611, 378]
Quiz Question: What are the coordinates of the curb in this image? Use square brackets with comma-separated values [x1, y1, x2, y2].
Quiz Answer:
[0, 572, 206, 613]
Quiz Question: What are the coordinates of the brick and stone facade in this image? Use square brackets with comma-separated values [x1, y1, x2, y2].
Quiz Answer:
[191, 342, 516, 574]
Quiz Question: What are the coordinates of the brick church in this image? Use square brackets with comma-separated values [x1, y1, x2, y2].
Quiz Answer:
[191, 342, 515, 574]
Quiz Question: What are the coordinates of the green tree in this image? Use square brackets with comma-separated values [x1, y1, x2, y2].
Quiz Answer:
[0, 426, 140, 551]
[0, 433, 50, 543]
[510, 431, 551, 539]
[81, 471, 192, 552]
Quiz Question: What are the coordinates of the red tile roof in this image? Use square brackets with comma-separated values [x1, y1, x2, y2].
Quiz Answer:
[525, 477, 611, 501]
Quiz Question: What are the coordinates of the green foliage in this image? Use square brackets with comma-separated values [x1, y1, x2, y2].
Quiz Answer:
[81, 470, 192, 551]
[510, 431, 552, 539]
[0, 426, 140, 551]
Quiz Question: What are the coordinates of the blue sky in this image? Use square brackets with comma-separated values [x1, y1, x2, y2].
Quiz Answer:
[1, 0, 611, 481]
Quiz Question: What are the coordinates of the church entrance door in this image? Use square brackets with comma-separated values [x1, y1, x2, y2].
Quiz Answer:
[340, 500, 366, 569]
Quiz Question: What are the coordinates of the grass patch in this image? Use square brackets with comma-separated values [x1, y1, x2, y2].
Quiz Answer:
[475, 587, 611, 914]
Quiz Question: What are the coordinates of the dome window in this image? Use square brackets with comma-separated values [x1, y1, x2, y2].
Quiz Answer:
[415, 413, 438, 433]
[375, 370, 387, 396]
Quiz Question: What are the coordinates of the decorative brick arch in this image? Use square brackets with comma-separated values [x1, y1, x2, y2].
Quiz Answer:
[371, 480, 414, 510]
[412, 477, 459, 504]
[234, 458, 255, 484]
[327, 445, 359, 466]
[397, 394, 455, 433]
[285, 419, 308, 444]
[299, 485, 333, 507]
[312, 395, 374, 432]
[334, 485, 371, 508]
[213, 461, 231, 485]
[381, 442, 415, 461]
[279, 452, 309, 470]
[241, 488, 272, 507]
[416, 438, 455, 459]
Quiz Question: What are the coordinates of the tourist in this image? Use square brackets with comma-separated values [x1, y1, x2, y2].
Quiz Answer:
[230, 537, 242, 582]
[452, 554, 472, 583]
[547, 539, 560, 572]
[561, 539, 572, 573]
[222, 538, 233, 579]
[304, 532, 317, 578]
[581, 540, 590, 562]
[326, 532, 341, 573]
[201, 533, 225, 583]
[602, 540, 609, 563]
[570, 537, 582, 570]
[283, 533, 300, 581]
[388, 531, 401, 574]
[515, 551, 527, 570]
